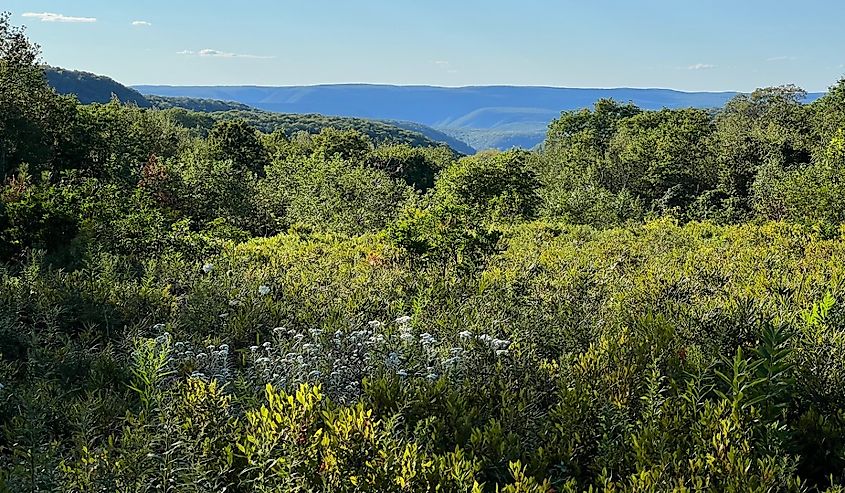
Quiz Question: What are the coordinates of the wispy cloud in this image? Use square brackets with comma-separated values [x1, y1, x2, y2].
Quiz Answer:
[687, 63, 716, 71]
[132, 20, 152, 27]
[178, 49, 274, 59]
[22, 12, 96, 23]
[433, 60, 459, 74]
[766, 56, 797, 62]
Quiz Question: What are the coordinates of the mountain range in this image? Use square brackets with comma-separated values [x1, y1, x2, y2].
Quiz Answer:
[134, 84, 824, 150]
[44, 67, 826, 152]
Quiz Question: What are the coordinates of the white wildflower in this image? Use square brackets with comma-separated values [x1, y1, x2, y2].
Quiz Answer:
[459, 330, 472, 340]
[395, 315, 411, 325]
[400, 329, 415, 343]
[202, 263, 214, 274]
[420, 332, 437, 346]
[258, 285, 271, 296]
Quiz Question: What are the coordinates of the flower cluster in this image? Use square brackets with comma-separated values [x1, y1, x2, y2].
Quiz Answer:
[245, 326, 382, 403]
[151, 327, 231, 384]
[241, 316, 515, 402]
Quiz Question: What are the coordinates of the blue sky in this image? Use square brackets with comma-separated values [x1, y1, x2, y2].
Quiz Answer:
[6, 0, 845, 91]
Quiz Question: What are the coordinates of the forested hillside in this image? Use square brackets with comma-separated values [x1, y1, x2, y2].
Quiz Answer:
[43, 67, 472, 153]
[45, 66, 151, 107]
[7, 12, 845, 492]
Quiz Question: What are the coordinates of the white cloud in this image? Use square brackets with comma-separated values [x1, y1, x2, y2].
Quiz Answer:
[132, 20, 152, 27]
[22, 12, 96, 23]
[434, 60, 458, 74]
[178, 48, 274, 59]
[687, 63, 716, 70]
[766, 56, 797, 62]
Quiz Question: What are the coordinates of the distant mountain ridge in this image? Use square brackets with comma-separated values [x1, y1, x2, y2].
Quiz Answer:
[135, 84, 827, 150]
[42, 67, 473, 153]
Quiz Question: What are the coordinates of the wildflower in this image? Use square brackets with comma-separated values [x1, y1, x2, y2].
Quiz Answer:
[262, 341, 272, 349]
[368, 320, 383, 329]
[202, 263, 214, 274]
[308, 370, 321, 379]
[255, 357, 270, 365]
[426, 373, 438, 381]
[396, 369, 408, 377]
[495, 349, 509, 357]
[258, 285, 271, 296]
[492, 339, 511, 350]
[273, 327, 285, 335]
[395, 315, 411, 325]
[400, 329, 416, 343]
[219, 344, 229, 352]
[219, 312, 229, 318]
[478, 334, 494, 345]
[420, 332, 437, 346]
[152, 323, 166, 332]
[249, 345, 259, 352]
[228, 300, 240, 307]
[459, 330, 472, 340]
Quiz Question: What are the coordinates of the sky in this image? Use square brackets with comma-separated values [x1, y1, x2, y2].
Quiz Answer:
[5, 0, 845, 92]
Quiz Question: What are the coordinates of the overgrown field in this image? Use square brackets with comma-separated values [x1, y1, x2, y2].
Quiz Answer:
[6, 12, 845, 492]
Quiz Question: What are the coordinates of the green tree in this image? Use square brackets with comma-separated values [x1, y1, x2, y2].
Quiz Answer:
[434, 149, 541, 222]
[713, 85, 812, 217]
[603, 108, 716, 213]
[311, 127, 373, 162]
[811, 78, 845, 152]
[208, 119, 269, 175]
[365, 144, 445, 190]
[753, 129, 845, 225]
[545, 98, 642, 156]
[0, 12, 58, 177]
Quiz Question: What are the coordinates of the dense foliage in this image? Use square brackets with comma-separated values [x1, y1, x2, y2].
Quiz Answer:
[6, 13, 845, 492]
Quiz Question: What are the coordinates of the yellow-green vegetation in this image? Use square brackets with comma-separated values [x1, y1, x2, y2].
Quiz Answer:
[7, 12, 845, 492]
